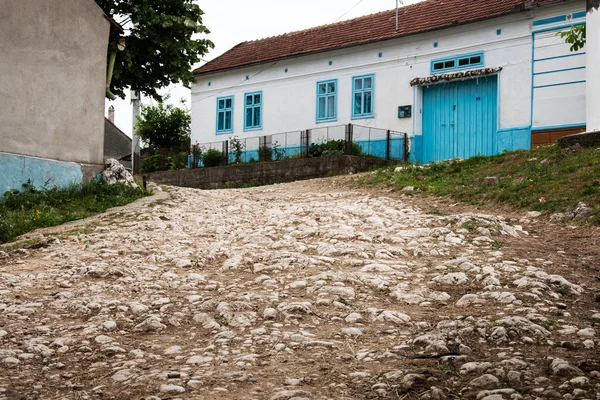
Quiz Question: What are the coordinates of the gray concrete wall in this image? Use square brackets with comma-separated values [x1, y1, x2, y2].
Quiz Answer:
[0, 0, 109, 166]
[145, 156, 396, 189]
[104, 119, 132, 168]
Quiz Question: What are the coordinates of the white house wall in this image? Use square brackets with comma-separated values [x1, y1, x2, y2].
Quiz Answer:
[531, 5, 587, 131]
[191, 1, 586, 160]
[587, 9, 600, 131]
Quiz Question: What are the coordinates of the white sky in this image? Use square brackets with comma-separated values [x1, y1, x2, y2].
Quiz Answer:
[106, 0, 424, 136]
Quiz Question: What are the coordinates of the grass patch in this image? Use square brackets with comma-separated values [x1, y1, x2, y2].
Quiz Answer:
[0, 180, 147, 244]
[356, 144, 600, 223]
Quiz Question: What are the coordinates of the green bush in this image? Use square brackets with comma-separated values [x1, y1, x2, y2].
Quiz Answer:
[140, 154, 163, 173]
[168, 151, 188, 170]
[309, 140, 362, 157]
[202, 148, 224, 167]
[258, 146, 273, 162]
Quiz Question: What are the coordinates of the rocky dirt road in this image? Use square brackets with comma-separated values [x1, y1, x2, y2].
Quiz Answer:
[1, 178, 599, 400]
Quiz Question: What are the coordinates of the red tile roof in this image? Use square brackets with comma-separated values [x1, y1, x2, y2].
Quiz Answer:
[194, 0, 548, 76]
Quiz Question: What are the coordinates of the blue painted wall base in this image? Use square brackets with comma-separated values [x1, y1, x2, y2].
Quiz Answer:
[0, 152, 84, 194]
[497, 126, 531, 153]
[411, 126, 530, 164]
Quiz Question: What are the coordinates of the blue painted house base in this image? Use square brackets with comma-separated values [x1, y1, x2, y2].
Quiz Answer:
[410, 127, 531, 164]
[0, 151, 84, 195]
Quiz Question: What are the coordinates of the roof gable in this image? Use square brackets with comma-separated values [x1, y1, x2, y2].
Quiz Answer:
[194, 0, 540, 76]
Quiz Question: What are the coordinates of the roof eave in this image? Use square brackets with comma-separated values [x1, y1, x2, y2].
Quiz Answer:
[192, 7, 532, 78]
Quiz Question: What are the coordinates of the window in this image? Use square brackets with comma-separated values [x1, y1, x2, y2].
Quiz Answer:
[352, 74, 374, 119]
[244, 91, 262, 131]
[216, 96, 234, 134]
[431, 51, 484, 74]
[316, 79, 337, 122]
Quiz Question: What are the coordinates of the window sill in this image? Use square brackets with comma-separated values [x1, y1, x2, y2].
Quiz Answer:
[316, 118, 338, 124]
[244, 126, 262, 132]
[216, 130, 233, 135]
[351, 114, 375, 120]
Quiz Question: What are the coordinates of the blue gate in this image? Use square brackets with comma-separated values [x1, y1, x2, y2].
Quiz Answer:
[422, 76, 498, 163]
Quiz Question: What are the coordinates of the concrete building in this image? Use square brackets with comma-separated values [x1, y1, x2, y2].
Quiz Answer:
[0, 0, 112, 193]
[191, 0, 589, 163]
[104, 119, 133, 170]
[587, 8, 600, 132]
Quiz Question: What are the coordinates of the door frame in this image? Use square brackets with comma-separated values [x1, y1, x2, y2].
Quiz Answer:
[417, 73, 501, 163]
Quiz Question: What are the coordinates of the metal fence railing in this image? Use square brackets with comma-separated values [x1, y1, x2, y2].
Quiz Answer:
[187, 123, 408, 168]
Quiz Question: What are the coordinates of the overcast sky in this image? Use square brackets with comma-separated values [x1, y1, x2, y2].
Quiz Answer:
[106, 0, 424, 136]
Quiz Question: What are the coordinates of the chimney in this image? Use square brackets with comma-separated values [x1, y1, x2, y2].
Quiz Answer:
[108, 105, 115, 123]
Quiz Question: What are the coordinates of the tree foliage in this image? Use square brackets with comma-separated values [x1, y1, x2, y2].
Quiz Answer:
[559, 1, 598, 51]
[559, 24, 586, 52]
[94, 0, 214, 100]
[135, 102, 191, 150]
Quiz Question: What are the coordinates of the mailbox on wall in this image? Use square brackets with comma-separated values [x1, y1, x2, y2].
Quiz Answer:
[398, 105, 412, 118]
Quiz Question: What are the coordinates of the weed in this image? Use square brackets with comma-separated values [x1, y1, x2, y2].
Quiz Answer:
[428, 208, 445, 216]
[491, 241, 504, 250]
[460, 223, 476, 232]
[425, 261, 434, 268]
[334, 297, 349, 306]
[229, 136, 245, 164]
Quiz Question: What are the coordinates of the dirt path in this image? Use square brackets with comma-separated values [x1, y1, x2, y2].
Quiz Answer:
[0, 179, 599, 400]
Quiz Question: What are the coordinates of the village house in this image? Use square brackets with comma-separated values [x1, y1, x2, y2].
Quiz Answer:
[191, 0, 589, 163]
[0, 0, 119, 193]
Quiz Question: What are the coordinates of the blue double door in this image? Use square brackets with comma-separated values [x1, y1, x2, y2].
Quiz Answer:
[422, 76, 498, 163]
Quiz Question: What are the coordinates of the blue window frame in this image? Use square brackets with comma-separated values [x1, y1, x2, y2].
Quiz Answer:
[244, 91, 262, 131]
[316, 79, 337, 122]
[352, 74, 374, 119]
[431, 51, 484, 74]
[216, 96, 234, 134]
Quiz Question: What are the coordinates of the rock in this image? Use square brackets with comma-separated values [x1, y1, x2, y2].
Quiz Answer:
[576, 328, 595, 337]
[570, 202, 593, 219]
[550, 358, 582, 377]
[263, 308, 277, 319]
[469, 374, 499, 388]
[2, 357, 20, 367]
[164, 346, 182, 355]
[400, 373, 426, 390]
[341, 327, 363, 337]
[456, 294, 481, 307]
[133, 316, 166, 332]
[345, 312, 362, 323]
[402, 186, 415, 192]
[484, 177, 500, 186]
[101, 158, 138, 188]
[193, 313, 220, 329]
[111, 369, 134, 382]
[270, 390, 311, 400]
[160, 384, 185, 394]
[101, 320, 117, 331]
[432, 272, 468, 285]
[187, 355, 213, 364]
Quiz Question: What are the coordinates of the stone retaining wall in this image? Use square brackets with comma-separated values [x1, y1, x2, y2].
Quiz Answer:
[144, 156, 395, 189]
[557, 131, 600, 148]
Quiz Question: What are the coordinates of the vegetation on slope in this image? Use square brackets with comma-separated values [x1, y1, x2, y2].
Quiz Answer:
[357, 144, 600, 223]
[0, 181, 147, 243]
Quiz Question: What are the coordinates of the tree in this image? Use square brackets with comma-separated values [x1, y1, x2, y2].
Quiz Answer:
[135, 102, 191, 149]
[559, 1, 599, 51]
[94, 0, 214, 100]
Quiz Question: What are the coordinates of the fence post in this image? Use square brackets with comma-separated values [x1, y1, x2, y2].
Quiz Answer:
[386, 130, 391, 160]
[305, 129, 311, 158]
[403, 133, 409, 163]
[345, 123, 354, 155]
[222, 140, 229, 166]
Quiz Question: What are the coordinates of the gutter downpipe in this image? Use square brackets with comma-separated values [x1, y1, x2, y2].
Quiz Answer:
[106, 38, 126, 100]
